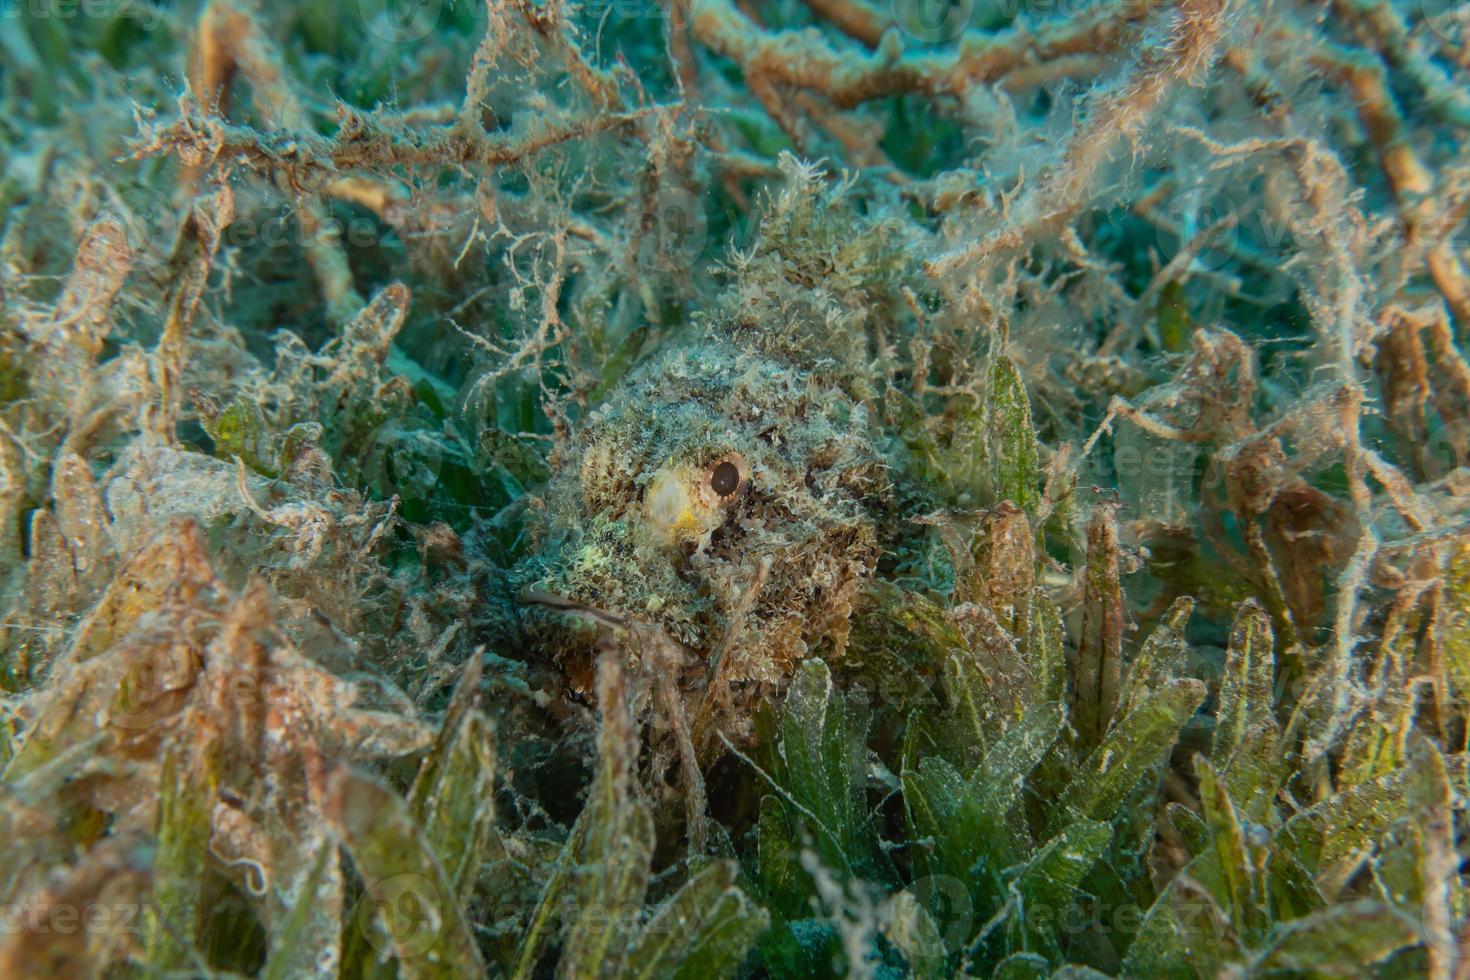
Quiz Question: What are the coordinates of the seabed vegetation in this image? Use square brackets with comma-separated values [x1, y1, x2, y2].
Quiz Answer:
[3, 0, 1470, 975]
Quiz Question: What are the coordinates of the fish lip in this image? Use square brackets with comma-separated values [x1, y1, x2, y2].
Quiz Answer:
[518, 589, 630, 628]
[519, 589, 703, 661]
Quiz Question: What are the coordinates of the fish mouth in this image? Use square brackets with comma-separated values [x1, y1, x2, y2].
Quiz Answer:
[518, 589, 630, 629]
[519, 589, 705, 668]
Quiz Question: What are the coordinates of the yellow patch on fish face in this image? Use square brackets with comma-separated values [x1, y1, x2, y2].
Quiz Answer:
[641, 452, 749, 549]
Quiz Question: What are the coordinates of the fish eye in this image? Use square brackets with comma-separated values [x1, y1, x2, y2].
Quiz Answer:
[710, 460, 740, 496]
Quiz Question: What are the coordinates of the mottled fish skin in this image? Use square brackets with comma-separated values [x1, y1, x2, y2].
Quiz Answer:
[519, 326, 894, 704]
[517, 162, 920, 741]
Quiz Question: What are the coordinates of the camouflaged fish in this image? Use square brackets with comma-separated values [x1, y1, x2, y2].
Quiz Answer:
[518, 162, 918, 743]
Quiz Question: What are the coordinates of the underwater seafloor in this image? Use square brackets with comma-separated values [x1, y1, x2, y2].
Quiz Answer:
[4, 0, 1470, 976]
